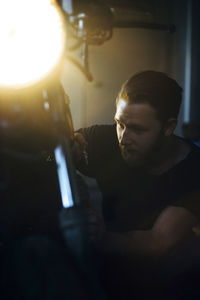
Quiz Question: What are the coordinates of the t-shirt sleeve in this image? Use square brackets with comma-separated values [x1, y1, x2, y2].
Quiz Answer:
[76, 124, 118, 177]
[170, 146, 200, 219]
[173, 189, 200, 219]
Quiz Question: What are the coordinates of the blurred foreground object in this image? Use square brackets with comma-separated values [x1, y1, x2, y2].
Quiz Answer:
[0, 0, 81, 209]
[0, 2, 106, 298]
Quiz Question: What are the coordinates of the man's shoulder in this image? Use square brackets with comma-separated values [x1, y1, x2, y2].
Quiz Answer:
[78, 124, 117, 147]
[170, 142, 200, 217]
[167, 139, 200, 190]
[173, 136, 200, 167]
[77, 123, 119, 158]
[183, 140, 200, 166]
[76, 124, 122, 178]
[78, 124, 116, 138]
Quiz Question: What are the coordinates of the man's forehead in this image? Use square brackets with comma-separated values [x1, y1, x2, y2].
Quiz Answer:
[115, 98, 161, 128]
[116, 98, 127, 110]
[116, 98, 157, 116]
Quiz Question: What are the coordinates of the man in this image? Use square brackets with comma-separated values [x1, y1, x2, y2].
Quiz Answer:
[73, 71, 200, 298]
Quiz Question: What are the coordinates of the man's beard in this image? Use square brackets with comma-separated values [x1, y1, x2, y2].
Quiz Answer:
[120, 147, 145, 167]
[120, 131, 165, 168]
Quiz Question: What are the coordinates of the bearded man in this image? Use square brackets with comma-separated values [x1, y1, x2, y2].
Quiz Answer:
[73, 71, 200, 299]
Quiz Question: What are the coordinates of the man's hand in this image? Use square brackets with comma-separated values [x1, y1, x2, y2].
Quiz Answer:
[71, 132, 88, 164]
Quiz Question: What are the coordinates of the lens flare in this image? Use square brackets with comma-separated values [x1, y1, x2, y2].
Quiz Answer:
[0, 0, 65, 88]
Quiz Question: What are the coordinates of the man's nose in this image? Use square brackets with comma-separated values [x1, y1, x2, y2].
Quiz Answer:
[120, 128, 131, 145]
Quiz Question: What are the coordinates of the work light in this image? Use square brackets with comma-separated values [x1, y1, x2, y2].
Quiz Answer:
[0, 0, 66, 88]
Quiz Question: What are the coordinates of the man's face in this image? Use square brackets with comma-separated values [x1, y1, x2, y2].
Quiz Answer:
[115, 98, 164, 167]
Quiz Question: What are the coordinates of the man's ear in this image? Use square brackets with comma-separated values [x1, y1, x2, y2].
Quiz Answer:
[164, 118, 177, 136]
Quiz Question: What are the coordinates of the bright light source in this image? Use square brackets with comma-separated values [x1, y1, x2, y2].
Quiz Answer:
[0, 0, 66, 88]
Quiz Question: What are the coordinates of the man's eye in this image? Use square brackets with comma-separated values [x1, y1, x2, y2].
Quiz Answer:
[132, 128, 145, 134]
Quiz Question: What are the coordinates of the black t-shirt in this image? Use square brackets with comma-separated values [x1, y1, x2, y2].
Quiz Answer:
[78, 124, 200, 232]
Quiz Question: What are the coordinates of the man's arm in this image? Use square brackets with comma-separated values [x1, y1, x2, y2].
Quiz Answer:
[100, 204, 198, 261]
[71, 132, 88, 163]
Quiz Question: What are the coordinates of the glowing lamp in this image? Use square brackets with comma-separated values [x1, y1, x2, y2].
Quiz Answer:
[0, 0, 66, 88]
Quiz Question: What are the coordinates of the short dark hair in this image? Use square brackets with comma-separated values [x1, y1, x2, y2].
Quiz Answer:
[116, 70, 183, 123]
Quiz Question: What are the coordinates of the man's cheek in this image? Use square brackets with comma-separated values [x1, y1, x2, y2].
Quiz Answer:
[137, 138, 150, 152]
